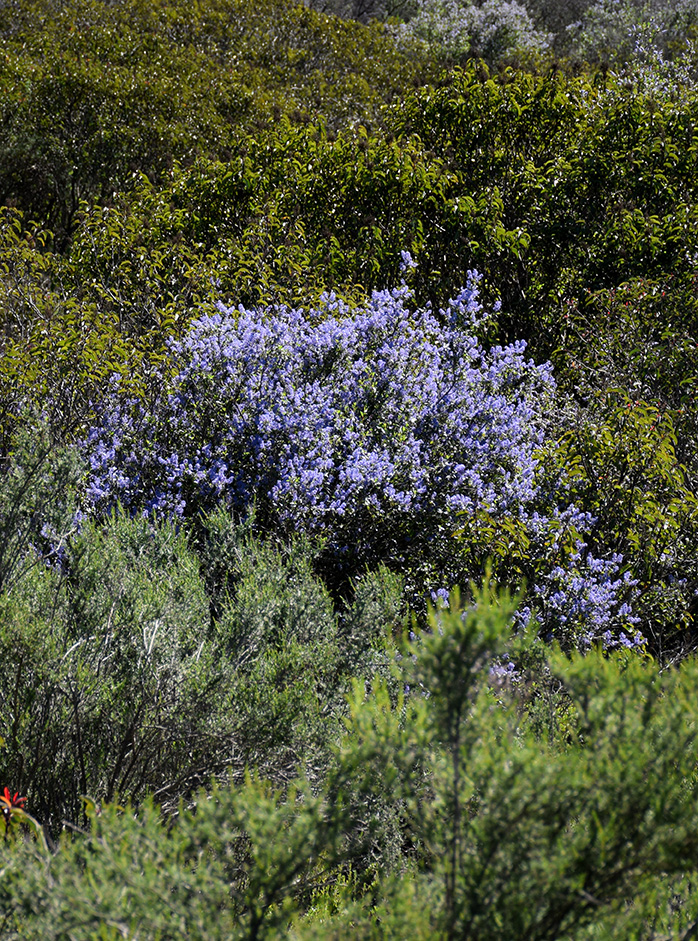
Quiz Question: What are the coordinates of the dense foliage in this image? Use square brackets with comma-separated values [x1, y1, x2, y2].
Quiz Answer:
[3, 0, 698, 935]
[0, 0, 435, 242]
[5, 594, 698, 939]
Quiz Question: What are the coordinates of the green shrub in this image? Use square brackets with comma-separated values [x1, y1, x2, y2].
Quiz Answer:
[0, 0, 436, 242]
[0, 506, 355, 833]
[0, 206, 165, 446]
[0, 419, 83, 591]
[0, 510, 216, 832]
[211, 525, 344, 784]
[0, 777, 346, 940]
[313, 587, 698, 938]
[67, 62, 698, 356]
[390, 64, 698, 347]
[6, 587, 698, 938]
[542, 394, 698, 656]
[339, 565, 408, 678]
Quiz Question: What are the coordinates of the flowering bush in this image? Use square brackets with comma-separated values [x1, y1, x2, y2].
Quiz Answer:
[85, 271, 551, 567]
[517, 544, 643, 650]
[84, 270, 644, 648]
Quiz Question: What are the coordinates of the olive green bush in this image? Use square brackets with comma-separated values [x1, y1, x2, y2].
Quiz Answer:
[61, 62, 698, 355]
[0, 206, 164, 448]
[389, 66, 698, 348]
[0, 0, 435, 243]
[529, 395, 698, 656]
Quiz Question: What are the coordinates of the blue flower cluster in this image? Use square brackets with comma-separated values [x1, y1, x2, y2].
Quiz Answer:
[83, 269, 642, 649]
[544, 549, 640, 646]
[85, 274, 551, 559]
[516, 544, 643, 650]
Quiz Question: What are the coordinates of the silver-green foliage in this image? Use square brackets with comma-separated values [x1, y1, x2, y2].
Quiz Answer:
[566, 0, 698, 63]
[392, 0, 550, 61]
[0, 494, 345, 835]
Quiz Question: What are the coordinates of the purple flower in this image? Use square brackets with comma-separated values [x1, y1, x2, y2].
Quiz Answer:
[83, 273, 553, 574]
[82, 267, 641, 651]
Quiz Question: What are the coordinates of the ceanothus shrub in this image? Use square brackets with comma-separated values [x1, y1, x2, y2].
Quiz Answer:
[83, 265, 640, 647]
[86, 269, 547, 545]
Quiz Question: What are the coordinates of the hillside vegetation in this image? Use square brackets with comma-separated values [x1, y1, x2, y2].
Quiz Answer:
[3, 0, 698, 936]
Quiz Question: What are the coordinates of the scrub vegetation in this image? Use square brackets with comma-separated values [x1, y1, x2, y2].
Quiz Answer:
[2, 0, 698, 936]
